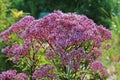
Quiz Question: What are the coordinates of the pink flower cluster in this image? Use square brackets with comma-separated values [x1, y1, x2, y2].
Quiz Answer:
[91, 48, 102, 58]
[56, 48, 83, 72]
[90, 61, 108, 78]
[0, 10, 111, 61]
[2, 43, 30, 63]
[0, 16, 34, 42]
[0, 70, 28, 80]
[32, 65, 56, 79]
[0, 10, 112, 79]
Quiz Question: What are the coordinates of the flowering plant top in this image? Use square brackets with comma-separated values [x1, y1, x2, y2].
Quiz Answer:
[0, 10, 111, 80]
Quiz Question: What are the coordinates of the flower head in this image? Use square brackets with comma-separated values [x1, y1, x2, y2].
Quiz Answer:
[32, 65, 56, 79]
[0, 70, 28, 80]
[90, 61, 105, 72]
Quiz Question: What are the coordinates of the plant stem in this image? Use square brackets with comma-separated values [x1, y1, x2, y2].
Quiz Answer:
[30, 45, 36, 80]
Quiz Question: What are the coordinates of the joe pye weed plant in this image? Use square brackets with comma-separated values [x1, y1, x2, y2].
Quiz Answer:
[0, 10, 111, 80]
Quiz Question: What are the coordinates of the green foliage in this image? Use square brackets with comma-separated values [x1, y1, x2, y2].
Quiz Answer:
[10, 0, 119, 28]
[111, 15, 120, 36]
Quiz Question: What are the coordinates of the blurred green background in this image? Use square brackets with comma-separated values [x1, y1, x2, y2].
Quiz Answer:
[0, 0, 120, 79]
